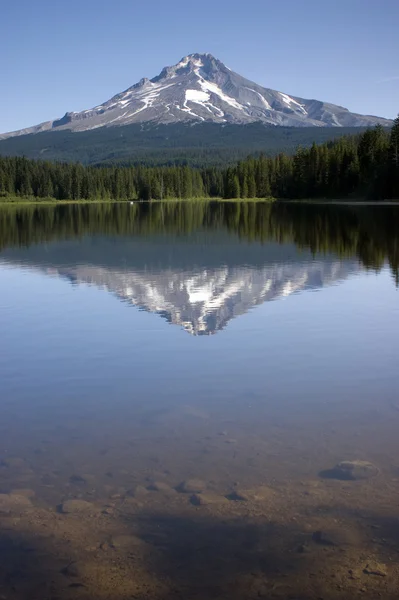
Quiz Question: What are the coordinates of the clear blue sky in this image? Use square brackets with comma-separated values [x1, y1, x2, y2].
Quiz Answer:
[2, 0, 398, 133]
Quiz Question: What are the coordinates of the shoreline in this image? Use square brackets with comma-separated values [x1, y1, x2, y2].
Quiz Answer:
[0, 197, 276, 206]
[1, 196, 399, 207]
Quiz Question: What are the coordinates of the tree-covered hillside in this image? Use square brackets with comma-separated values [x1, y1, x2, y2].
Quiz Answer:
[0, 122, 372, 167]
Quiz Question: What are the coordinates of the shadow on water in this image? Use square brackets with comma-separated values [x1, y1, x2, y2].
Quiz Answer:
[133, 512, 304, 599]
[0, 528, 68, 599]
[125, 507, 399, 600]
[0, 511, 300, 599]
[0, 511, 341, 599]
[318, 468, 355, 481]
[2, 502, 399, 600]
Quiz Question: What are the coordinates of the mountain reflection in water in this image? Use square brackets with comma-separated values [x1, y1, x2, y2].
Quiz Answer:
[0, 201, 398, 335]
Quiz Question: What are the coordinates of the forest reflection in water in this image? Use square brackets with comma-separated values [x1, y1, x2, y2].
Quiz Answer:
[0, 200, 399, 280]
[1, 201, 399, 599]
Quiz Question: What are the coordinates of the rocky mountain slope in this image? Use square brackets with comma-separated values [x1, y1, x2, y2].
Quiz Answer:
[1, 53, 391, 140]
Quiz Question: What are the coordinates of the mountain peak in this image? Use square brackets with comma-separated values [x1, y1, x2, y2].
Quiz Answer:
[152, 53, 224, 83]
[178, 53, 220, 65]
[0, 54, 392, 139]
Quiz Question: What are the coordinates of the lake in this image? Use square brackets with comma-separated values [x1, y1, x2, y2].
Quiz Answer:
[1, 201, 399, 600]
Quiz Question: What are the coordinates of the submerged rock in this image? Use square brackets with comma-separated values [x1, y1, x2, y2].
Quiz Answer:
[127, 485, 149, 498]
[226, 490, 249, 502]
[227, 486, 274, 502]
[312, 525, 361, 549]
[60, 499, 94, 514]
[337, 460, 378, 479]
[0, 493, 32, 513]
[319, 460, 378, 481]
[178, 479, 206, 493]
[147, 481, 176, 494]
[364, 562, 387, 577]
[190, 493, 228, 506]
[101, 506, 115, 516]
[311, 529, 353, 547]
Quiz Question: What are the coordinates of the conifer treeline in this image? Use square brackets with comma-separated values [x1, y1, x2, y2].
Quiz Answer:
[1, 118, 398, 200]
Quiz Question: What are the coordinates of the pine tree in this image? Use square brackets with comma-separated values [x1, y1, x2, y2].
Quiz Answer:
[389, 115, 399, 198]
[390, 115, 399, 168]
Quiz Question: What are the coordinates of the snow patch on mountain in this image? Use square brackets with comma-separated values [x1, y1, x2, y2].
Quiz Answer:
[183, 88, 227, 119]
[278, 92, 307, 114]
[191, 64, 247, 113]
[244, 88, 272, 109]
[186, 89, 210, 103]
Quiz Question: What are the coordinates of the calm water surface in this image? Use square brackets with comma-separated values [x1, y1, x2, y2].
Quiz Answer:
[1, 201, 399, 600]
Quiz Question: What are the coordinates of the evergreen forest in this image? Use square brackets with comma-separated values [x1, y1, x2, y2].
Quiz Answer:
[0, 118, 398, 201]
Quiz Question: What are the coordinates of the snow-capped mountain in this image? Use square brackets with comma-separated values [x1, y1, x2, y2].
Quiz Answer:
[0, 53, 391, 139]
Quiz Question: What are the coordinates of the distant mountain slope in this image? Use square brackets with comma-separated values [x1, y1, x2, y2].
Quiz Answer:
[0, 122, 373, 167]
[0, 53, 391, 140]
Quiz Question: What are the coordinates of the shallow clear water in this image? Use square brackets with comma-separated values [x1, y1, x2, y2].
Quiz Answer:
[1, 201, 399, 599]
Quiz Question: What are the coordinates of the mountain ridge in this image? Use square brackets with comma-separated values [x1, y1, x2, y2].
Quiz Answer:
[0, 53, 392, 140]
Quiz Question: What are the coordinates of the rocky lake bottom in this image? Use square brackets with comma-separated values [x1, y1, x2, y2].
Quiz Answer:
[2, 396, 399, 600]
